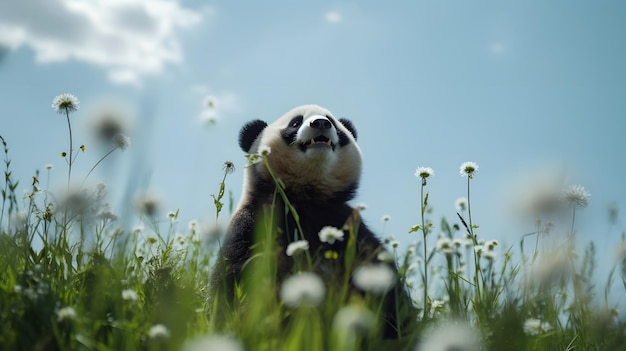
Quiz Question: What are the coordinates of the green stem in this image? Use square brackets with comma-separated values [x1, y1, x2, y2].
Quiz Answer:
[81, 147, 116, 188]
[421, 181, 429, 318]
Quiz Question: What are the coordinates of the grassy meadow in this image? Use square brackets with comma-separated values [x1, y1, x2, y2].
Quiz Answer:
[1, 95, 626, 351]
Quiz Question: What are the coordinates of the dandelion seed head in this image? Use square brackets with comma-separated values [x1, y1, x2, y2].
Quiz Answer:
[57, 306, 77, 322]
[148, 324, 170, 339]
[356, 202, 368, 211]
[415, 166, 434, 179]
[352, 263, 396, 295]
[562, 184, 590, 209]
[333, 305, 375, 334]
[460, 161, 479, 178]
[286, 240, 310, 256]
[52, 93, 79, 114]
[45, 164, 53, 170]
[381, 215, 391, 222]
[223, 161, 236, 174]
[318, 226, 344, 245]
[280, 272, 326, 308]
[112, 133, 131, 150]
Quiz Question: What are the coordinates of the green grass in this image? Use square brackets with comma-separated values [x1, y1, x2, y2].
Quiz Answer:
[1, 98, 626, 350]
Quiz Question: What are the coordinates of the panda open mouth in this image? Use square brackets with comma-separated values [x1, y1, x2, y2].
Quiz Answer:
[303, 135, 333, 149]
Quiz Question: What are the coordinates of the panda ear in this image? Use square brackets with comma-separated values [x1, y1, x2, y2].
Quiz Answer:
[239, 119, 268, 153]
[338, 118, 358, 141]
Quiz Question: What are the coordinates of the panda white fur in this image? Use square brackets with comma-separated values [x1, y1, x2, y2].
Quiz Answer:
[209, 105, 415, 338]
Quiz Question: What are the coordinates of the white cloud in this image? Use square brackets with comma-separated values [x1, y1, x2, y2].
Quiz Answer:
[0, 0, 203, 86]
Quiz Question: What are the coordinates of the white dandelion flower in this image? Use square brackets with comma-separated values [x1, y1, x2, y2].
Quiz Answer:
[377, 250, 395, 263]
[57, 306, 77, 322]
[455, 197, 468, 212]
[352, 263, 396, 295]
[523, 318, 553, 336]
[122, 289, 138, 302]
[319, 226, 344, 245]
[415, 166, 434, 179]
[52, 93, 80, 114]
[286, 240, 310, 256]
[280, 272, 326, 308]
[562, 185, 590, 209]
[436, 237, 456, 255]
[148, 324, 171, 339]
[460, 161, 479, 178]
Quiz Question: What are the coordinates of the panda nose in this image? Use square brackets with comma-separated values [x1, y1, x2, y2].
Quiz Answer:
[310, 118, 332, 130]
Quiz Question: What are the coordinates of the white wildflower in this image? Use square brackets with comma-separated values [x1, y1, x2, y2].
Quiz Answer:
[286, 240, 310, 256]
[122, 289, 138, 302]
[377, 250, 395, 263]
[562, 184, 590, 209]
[148, 324, 171, 339]
[280, 272, 326, 308]
[352, 263, 396, 295]
[52, 93, 79, 114]
[415, 166, 434, 179]
[455, 197, 468, 212]
[57, 306, 77, 322]
[436, 237, 456, 255]
[460, 161, 479, 178]
[319, 226, 344, 245]
[523, 318, 553, 336]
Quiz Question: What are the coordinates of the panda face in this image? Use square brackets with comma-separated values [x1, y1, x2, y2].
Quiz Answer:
[240, 105, 362, 201]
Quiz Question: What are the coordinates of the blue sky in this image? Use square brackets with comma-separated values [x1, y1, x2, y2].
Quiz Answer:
[1, 1, 625, 267]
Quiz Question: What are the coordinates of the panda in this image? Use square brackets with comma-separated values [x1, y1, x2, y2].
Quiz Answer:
[209, 104, 416, 338]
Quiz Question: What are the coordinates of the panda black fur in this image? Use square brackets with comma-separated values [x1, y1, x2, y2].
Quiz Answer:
[209, 105, 416, 338]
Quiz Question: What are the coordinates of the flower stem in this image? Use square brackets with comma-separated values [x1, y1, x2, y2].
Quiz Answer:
[420, 180, 429, 318]
[65, 108, 73, 191]
[81, 147, 116, 188]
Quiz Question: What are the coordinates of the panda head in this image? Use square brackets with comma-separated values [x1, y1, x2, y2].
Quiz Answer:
[239, 105, 362, 202]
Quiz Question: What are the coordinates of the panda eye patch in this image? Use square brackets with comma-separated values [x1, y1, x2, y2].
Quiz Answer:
[289, 116, 303, 128]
